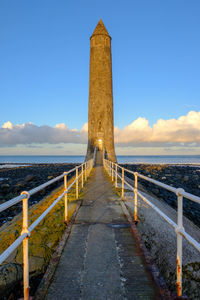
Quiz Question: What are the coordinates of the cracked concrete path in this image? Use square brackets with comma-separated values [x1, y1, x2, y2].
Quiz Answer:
[45, 166, 159, 300]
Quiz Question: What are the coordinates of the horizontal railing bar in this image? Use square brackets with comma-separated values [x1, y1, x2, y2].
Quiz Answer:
[179, 228, 200, 252]
[65, 166, 77, 174]
[0, 233, 28, 264]
[181, 191, 200, 205]
[124, 179, 134, 191]
[107, 160, 200, 203]
[29, 166, 90, 233]
[0, 163, 87, 214]
[29, 165, 86, 197]
[29, 173, 64, 197]
[137, 191, 177, 229]
[29, 190, 66, 233]
[111, 160, 177, 193]
[137, 173, 177, 194]
[0, 194, 26, 213]
[65, 169, 86, 192]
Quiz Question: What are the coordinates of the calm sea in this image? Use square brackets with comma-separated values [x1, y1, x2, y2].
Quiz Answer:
[0, 155, 200, 164]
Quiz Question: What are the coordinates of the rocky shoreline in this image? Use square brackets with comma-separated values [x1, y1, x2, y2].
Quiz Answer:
[120, 163, 200, 227]
[0, 163, 78, 226]
[1, 163, 200, 228]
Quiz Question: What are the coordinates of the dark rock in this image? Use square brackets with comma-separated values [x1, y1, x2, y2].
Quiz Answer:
[0, 263, 23, 298]
[1, 183, 10, 190]
[25, 175, 37, 182]
[152, 188, 159, 195]
[183, 176, 189, 182]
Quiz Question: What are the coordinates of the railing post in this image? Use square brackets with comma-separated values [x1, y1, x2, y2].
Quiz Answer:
[81, 164, 84, 188]
[84, 162, 87, 181]
[122, 167, 124, 199]
[21, 191, 30, 300]
[111, 162, 114, 181]
[176, 188, 184, 298]
[64, 172, 68, 223]
[76, 167, 78, 199]
[115, 163, 118, 188]
[134, 172, 138, 222]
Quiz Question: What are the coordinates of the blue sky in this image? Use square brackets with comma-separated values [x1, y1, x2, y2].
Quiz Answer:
[0, 0, 200, 155]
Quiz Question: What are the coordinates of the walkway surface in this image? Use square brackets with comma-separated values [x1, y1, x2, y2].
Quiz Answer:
[46, 166, 159, 300]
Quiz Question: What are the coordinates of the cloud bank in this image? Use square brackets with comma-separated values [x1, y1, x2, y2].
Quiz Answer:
[115, 111, 200, 147]
[0, 121, 88, 146]
[0, 111, 200, 148]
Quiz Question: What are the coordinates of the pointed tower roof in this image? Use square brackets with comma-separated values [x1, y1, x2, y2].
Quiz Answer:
[91, 19, 111, 38]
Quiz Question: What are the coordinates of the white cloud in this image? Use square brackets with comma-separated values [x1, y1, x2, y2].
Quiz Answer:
[0, 122, 88, 146]
[115, 111, 200, 147]
[1, 111, 200, 148]
[2, 121, 13, 129]
[54, 123, 68, 129]
[80, 122, 88, 132]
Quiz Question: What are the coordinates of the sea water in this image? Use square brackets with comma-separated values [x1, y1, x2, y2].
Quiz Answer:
[0, 155, 200, 164]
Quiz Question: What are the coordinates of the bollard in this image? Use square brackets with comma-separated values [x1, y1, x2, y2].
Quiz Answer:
[176, 188, 184, 298]
[122, 168, 124, 199]
[64, 172, 68, 222]
[115, 163, 118, 188]
[76, 167, 79, 199]
[134, 172, 138, 222]
[21, 191, 30, 300]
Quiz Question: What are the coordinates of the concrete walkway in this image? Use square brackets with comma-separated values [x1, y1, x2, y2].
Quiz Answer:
[46, 166, 159, 300]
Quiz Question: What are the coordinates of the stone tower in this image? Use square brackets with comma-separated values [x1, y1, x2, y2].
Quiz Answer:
[86, 19, 117, 162]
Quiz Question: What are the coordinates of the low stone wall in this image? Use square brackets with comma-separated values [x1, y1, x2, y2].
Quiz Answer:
[124, 190, 200, 300]
[0, 175, 82, 298]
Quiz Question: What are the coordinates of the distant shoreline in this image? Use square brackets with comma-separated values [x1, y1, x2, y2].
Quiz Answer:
[1, 162, 200, 170]
[0, 155, 200, 165]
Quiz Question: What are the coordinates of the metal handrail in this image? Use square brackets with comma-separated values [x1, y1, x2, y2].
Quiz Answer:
[0, 154, 95, 300]
[0, 166, 79, 213]
[103, 158, 200, 298]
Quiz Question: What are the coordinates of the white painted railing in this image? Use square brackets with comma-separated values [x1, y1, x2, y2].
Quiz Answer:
[103, 158, 200, 298]
[0, 156, 95, 300]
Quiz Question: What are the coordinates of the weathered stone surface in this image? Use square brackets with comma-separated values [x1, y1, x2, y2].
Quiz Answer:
[25, 174, 37, 182]
[46, 167, 159, 300]
[0, 263, 22, 296]
[86, 20, 116, 162]
[124, 188, 200, 299]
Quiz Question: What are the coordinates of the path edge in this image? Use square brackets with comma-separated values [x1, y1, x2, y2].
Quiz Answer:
[34, 200, 82, 300]
[120, 200, 174, 300]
